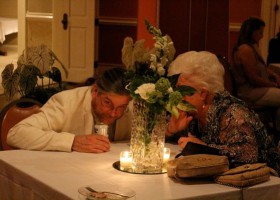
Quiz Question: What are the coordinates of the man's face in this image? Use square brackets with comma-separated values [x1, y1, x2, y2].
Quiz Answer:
[92, 86, 131, 125]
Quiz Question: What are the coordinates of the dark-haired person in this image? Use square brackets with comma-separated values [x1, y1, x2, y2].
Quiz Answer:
[7, 68, 132, 153]
[232, 17, 280, 134]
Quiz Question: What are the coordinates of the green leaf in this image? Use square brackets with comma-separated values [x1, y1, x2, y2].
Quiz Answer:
[50, 48, 68, 77]
[18, 65, 40, 96]
[168, 74, 180, 88]
[175, 85, 196, 96]
[49, 66, 62, 84]
[171, 105, 179, 118]
[1, 64, 19, 99]
[177, 101, 197, 114]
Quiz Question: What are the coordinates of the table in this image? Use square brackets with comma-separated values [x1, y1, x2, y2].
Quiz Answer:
[0, 143, 280, 200]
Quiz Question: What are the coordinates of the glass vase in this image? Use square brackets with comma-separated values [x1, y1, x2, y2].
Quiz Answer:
[130, 100, 167, 173]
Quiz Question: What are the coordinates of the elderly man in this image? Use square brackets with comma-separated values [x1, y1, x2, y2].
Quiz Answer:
[7, 68, 132, 153]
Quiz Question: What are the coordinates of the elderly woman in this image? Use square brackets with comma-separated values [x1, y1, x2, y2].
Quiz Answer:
[167, 51, 280, 174]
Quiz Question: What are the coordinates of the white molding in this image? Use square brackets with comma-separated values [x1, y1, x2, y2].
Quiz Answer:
[17, 0, 26, 54]
[26, 11, 53, 21]
[261, 0, 278, 61]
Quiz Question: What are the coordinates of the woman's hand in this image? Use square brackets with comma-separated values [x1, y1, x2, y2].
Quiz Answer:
[275, 76, 280, 87]
[178, 132, 206, 149]
[267, 68, 280, 87]
[72, 134, 110, 153]
[166, 111, 193, 136]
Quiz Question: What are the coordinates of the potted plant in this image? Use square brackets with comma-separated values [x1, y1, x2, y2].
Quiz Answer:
[1, 44, 68, 105]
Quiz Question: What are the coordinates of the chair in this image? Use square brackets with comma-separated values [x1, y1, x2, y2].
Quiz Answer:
[217, 55, 278, 140]
[0, 98, 42, 150]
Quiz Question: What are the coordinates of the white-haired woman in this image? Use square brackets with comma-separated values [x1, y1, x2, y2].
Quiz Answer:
[167, 51, 280, 174]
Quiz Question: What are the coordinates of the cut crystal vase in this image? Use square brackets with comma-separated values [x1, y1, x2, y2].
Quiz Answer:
[130, 100, 167, 173]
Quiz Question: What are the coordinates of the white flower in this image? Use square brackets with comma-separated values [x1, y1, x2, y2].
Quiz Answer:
[135, 83, 155, 100]
[154, 42, 161, 49]
[157, 66, 165, 76]
[150, 63, 156, 71]
[160, 57, 168, 66]
[150, 54, 157, 62]
[122, 37, 154, 70]
[133, 39, 146, 63]
[168, 87, 173, 93]
[121, 37, 135, 69]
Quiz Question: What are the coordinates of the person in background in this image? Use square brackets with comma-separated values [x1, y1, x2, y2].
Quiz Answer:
[166, 51, 280, 174]
[267, 28, 280, 65]
[232, 17, 280, 134]
[7, 68, 132, 153]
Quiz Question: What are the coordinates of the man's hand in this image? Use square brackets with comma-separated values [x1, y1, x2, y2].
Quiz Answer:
[72, 134, 110, 153]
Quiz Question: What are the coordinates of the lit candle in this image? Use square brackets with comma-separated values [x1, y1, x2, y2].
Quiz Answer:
[120, 151, 132, 171]
[163, 147, 170, 163]
[162, 147, 171, 172]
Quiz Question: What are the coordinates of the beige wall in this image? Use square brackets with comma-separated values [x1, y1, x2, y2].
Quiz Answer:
[25, 0, 53, 48]
[27, 0, 52, 13]
[0, 0, 17, 18]
[0, 0, 18, 45]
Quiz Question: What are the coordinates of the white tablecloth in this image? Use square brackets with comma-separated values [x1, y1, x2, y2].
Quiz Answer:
[0, 17, 18, 43]
[0, 143, 280, 200]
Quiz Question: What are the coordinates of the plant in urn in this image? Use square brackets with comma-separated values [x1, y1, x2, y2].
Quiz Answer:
[122, 21, 196, 173]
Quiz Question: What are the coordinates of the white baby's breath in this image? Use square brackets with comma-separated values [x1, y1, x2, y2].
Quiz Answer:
[168, 87, 173, 93]
[157, 65, 165, 76]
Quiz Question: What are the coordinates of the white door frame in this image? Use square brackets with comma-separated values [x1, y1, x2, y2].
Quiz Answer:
[17, 0, 26, 55]
[261, 0, 280, 60]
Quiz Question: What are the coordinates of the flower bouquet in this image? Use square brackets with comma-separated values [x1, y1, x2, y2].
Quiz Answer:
[122, 21, 195, 173]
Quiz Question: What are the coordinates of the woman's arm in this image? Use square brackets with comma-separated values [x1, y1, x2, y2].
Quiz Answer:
[208, 105, 260, 163]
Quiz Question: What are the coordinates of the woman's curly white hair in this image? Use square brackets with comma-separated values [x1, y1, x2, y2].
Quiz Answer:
[168, 51, 225, 93]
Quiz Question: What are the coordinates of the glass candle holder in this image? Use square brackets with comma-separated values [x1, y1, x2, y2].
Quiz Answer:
[94, 123, 108, 137]
[162, 147, 170, 172]
[163, 147, 171, 163]
[120, 151, 132, 171]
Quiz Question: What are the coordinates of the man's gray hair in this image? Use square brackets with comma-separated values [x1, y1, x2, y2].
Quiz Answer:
[95, 67, 129, 95]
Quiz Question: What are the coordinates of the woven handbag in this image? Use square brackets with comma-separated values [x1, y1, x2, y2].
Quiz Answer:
[214, 163, 278, 187]
[167, 154, 229, 179]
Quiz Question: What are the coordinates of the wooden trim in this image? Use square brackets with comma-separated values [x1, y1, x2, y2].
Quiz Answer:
[97, 62, 124, 68]
[26, 12, 53, 22]
[98, 18, 137, 26]
[229, 23, 241, 32]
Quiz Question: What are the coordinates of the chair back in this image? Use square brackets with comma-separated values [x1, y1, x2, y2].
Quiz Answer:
[0, 98, 42, 150]
[217, 55, 237, 96]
